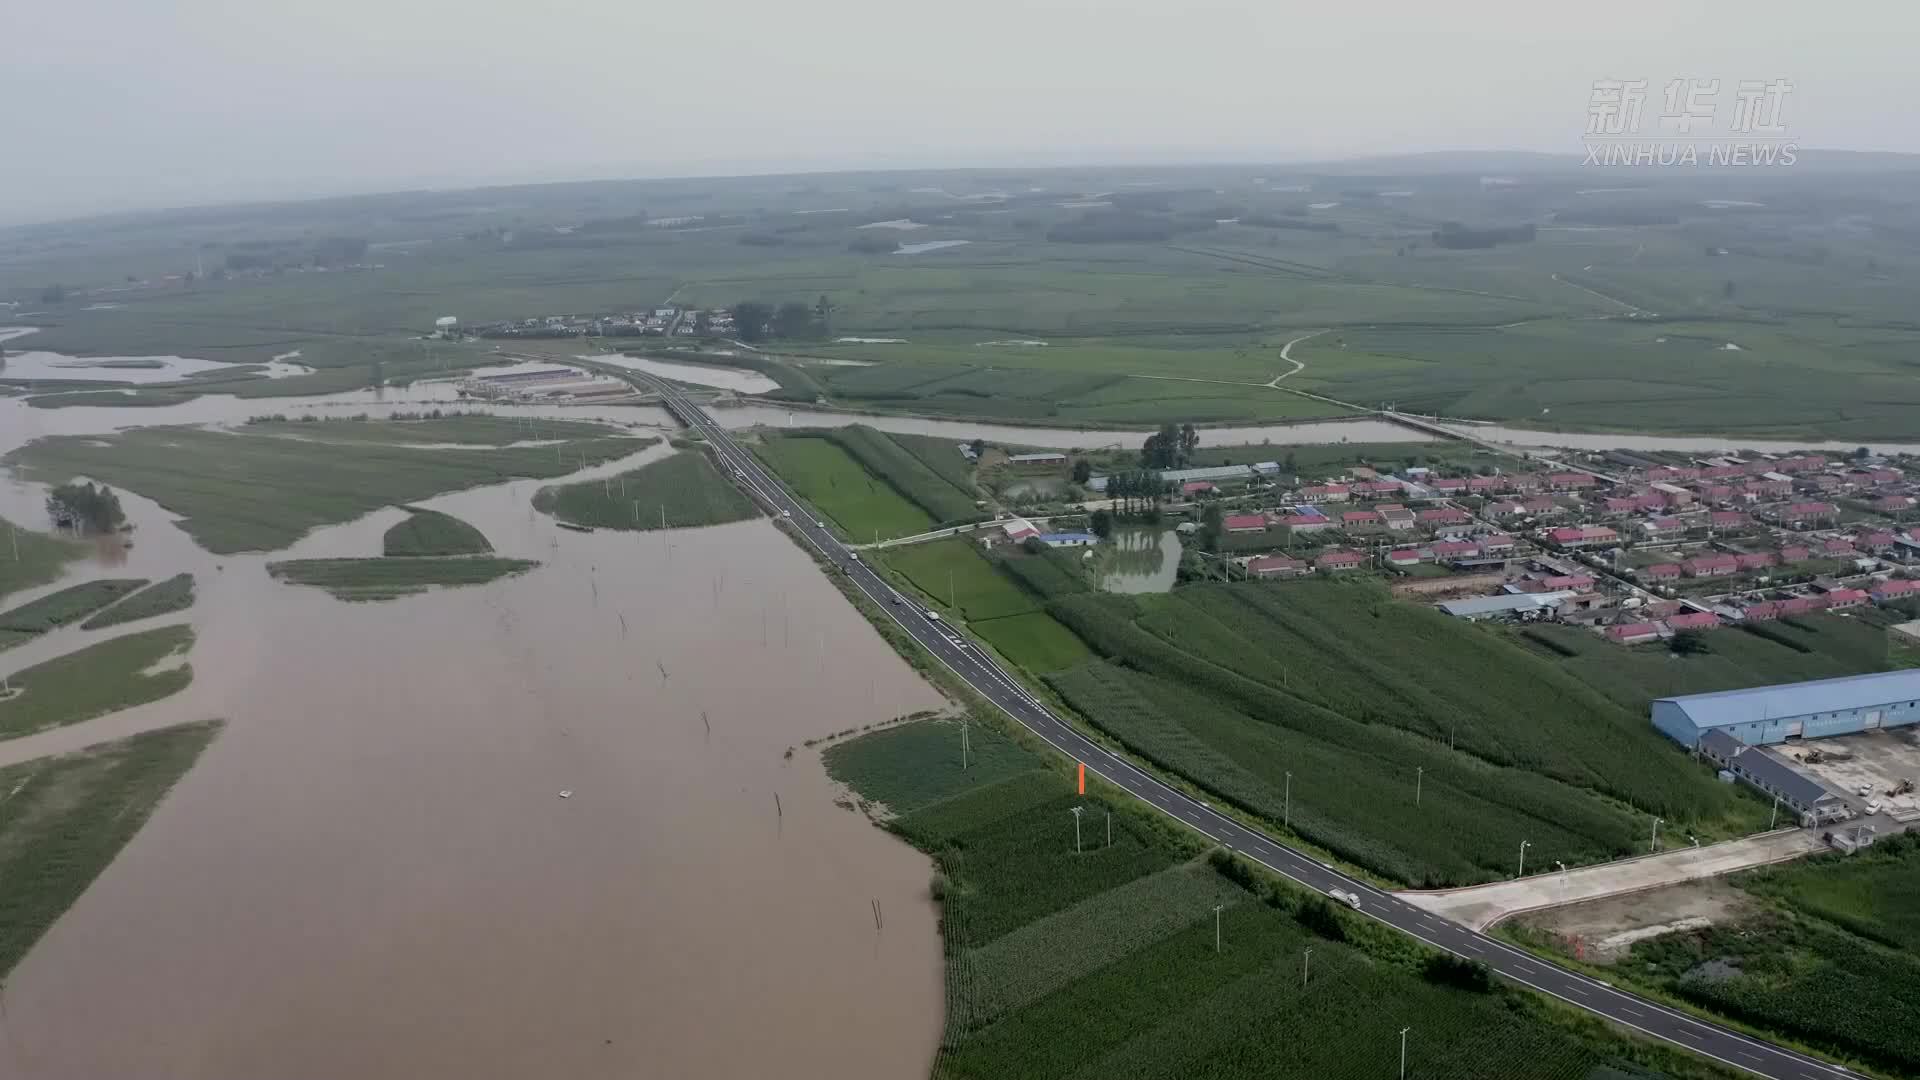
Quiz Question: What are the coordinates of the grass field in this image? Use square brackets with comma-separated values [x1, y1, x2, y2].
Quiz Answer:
[885, 540, 1036, 620]
[1039, 581, 1762, 885]
[0, 624, 195, 740]
[971, 611, 1092, 673]
[531, 450, 758, 531]
[0, 518, 85, 603]
[382, 508, 493, 556]
[0, 720, 221, 980]
[1519, 616, 1902, 713]
[244, 413, 618, 446]
[825, 426, 980, 523]
[755, 435, 933, 540]
[824, 718, 1722, 1080]
[5, 426, 648, 553]
[0, 578, 148, 643]
[267, 556, 538, 601]
[78, 573, 195, 629]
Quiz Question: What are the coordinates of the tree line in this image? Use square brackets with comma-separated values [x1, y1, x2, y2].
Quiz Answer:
[730, 296, 834, 342]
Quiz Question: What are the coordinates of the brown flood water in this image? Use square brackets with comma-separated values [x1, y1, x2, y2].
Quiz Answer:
[0, 446, 945, 1080]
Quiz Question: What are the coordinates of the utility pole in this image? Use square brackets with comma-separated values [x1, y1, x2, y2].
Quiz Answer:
[1650, 816, 1663, 853]
[1517, 839, 1530, 879]
[1214, 904, 1225, 953]
[960, 722, 969, 770]
[1399, 1027, 1411, 1080]
[1302, 946, 1312, 987]
[949, 568, 956, 611]
[1069, 805, 1084, 854]
[1415, 766, 1424, 806]
[1283, 771, 1292, 830]
[1105, 811, 1112, 848]
[1770, 794, 1780, 830]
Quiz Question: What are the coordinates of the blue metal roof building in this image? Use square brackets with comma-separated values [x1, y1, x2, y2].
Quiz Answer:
[1652, 669, 1920, 748]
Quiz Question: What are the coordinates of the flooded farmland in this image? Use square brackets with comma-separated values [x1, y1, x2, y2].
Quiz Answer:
[0, 438, 945, 1079]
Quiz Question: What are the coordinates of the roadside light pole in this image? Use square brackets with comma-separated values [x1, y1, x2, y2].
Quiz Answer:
[1771, 795, 1781, 830]
[1069, 805, 1084, 854]
[1399, 1026, 1411, 1080]
[1415, 766, 1424, 807]
[1302, 946, 1312, 987]
[1650, 816, 1663, 853]
[1517, 839, 1530, 879]
[1284, 771, 1292, 830]
[1214, 904, 1225, 953]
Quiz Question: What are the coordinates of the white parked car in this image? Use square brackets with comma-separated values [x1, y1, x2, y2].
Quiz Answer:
[1328, 888, 1362, 910]
[1867, 799, 1884, 814]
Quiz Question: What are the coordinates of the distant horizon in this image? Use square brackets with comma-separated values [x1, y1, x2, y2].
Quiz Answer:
[10, 144, 1920, 231]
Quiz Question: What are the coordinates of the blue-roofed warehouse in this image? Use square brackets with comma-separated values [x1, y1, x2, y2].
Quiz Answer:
[1652, 669, 1920, 748]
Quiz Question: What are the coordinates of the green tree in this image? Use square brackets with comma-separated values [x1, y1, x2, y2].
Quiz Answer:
[46, 482, 125, 534]
[39, 283, 67, 304]
[1197, 503, 1224, 552]
[772, 301, 814, 340]
[812, 294, 834, 335]
[1179, 423, 1199, 463]
[1071, 459, 1093, 484]
[969, 437, 986, 458]
[1089, 509, 1113, 538]
[732, 302, 773, 342]
[1670, 629, 1711, 655]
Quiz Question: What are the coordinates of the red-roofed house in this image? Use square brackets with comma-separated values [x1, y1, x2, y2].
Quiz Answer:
[1602, 497, 1641, 515]
[1666, 611, 1721, 631]
[1699, 484, 1735, 504]
[1856, 531, 1898, 553]
[1355, 480, 1403, 497]
[1642, 562, 1683, 580]
[1276, 514, 1335, 534]
[1640, 516, 1685, 539]
[1247, 554, 1310, 578]
[1540, 574, 1596, 591]
[1647, 466, 1699, 482]
[1386, 547, 1431, 566]
[1418, 507, 1471, 525]
[1700, 465, 1745, 480]
[1224, 513, 1268, 533]
[1548, 472, 1598, 490]
[1740, 479, 1792, 500]
[1872, 579, 1920, 602]
[1430, 540, 1480, 560]
[1431, 477, 1468, 494]
[1606, 623, 1660, 644]
[1682, 554, 1739, 577]
[1315, 549, 1365, 572]
[1467, 476, 1509, 494]
[1735, 552, 1776, 572]
[1478, 533, 1516, 552]
[1870, 467, 1903, 485]
[1488, 500, 1526, 518]
[1521, 496, 1561, 514]
[1341, 510, 1382, 528]
[1300, 484, 1350, 503]
[1874, 495, 1916, 514]
[1709, 511, 1750, 531]
[1545, 525, 1618, 549]
[1825, 588, 1870, 610]
[1181, 481, 1216, 496]
[1823, 538, 1856, 556]
[1780, 545, 1812, 563]
[1746, 596, 1828, 620]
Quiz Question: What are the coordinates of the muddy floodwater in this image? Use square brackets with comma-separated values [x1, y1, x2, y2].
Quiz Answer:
[0, 445, 945, 1079]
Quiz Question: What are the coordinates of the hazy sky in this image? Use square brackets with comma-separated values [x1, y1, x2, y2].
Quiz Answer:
[7, 0, 1915, 224]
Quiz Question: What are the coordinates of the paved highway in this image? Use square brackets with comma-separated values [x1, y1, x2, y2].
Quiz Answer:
[630, 372, 1853, 1080]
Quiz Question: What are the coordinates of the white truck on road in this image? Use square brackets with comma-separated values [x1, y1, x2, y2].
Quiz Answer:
[1328, 888, 1363, 910]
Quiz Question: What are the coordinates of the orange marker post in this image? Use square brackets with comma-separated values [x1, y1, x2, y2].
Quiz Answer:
[1077, 762, 1086, 795]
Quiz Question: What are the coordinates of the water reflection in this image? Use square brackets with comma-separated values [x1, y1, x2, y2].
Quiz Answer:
[1097, 528, 1181, 594]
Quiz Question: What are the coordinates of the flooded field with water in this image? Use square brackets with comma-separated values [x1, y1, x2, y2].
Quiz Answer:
[0, 430, 944, 1079]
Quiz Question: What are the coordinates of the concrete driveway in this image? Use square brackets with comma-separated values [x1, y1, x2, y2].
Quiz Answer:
[1401, 829, 1829, 930]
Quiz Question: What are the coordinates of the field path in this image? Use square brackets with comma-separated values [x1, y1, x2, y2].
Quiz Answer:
[1265, 329, 1329, 387]
[1551, 272, 1651, 315]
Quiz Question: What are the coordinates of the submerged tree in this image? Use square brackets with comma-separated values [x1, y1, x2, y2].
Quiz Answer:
[47, 481, 125, 534]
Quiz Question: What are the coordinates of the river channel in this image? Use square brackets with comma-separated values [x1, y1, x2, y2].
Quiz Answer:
[0, 438, 945, 1079]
